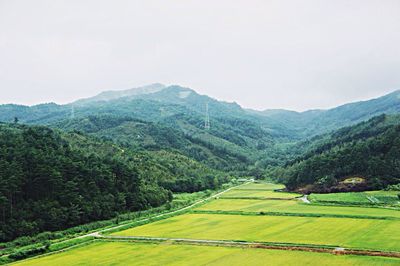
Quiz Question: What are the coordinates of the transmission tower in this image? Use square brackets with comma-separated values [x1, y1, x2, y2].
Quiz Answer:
[205, 103, 210, 130]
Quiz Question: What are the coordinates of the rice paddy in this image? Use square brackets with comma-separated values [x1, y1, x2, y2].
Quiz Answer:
[13, 183, 400, 265]
[13, 241, 400, 266]
[195, 198, 400, 218]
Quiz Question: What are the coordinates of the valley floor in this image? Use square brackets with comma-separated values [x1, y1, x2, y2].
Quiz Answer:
[12, 182, 400, 265]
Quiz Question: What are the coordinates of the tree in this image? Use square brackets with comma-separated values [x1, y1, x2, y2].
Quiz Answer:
[0, 124, 173, 241]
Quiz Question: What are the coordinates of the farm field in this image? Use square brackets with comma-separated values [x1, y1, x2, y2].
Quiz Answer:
[221, 189, 300, 199]
[112, 213, 400, 252]
[234, 182, 286, 190]
[12, 183, 400, 265]
[196, 199, 400, 218]
[309, 191, 400, 205]
[13, 241, 400, 266]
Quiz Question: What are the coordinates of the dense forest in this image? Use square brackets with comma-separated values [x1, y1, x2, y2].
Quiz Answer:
[0, 123, 228, 241]
[268, 115, 400, 192]
[54, 115, 252, 172]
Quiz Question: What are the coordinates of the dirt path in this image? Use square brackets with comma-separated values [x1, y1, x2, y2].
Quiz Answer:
[4, 182, 251, 263]
[59, 182, 251, 242]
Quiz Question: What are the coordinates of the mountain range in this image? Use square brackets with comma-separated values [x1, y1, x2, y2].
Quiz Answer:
[1, 85, 399, 140]
[1, 84, 400, 174]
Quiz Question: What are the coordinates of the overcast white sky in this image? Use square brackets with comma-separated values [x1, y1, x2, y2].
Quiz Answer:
[0, 0, 399, 111]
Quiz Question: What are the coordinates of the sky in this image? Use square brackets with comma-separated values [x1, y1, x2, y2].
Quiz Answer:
[0, 0, 399, 111]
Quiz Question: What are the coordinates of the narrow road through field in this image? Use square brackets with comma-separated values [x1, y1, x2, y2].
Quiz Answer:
[1, 182, 251, 262]
[63, 182, 251, 240]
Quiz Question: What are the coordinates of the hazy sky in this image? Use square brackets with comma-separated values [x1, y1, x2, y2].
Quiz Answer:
[1, 0, 399, 111]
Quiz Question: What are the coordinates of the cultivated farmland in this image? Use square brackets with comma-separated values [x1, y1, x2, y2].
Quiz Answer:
[220, 189, 300, 199]
[12, 241, 400, 266]
[309, 191, 400, 205]
[195, 199, 400, 218]
[13, 183, 400, 265]
[112, 213, 400, 252]
[234, 183, 286, 190]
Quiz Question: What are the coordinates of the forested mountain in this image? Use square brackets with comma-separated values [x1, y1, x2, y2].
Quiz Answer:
[255, 90, 400, 137]
[269, 114, 400, 192]
[54, 115, 252, 172]
[1, 86, 399, 177]
[0, 123, 228, 241]
[1, 86, 399, 141]
[73, 83, 166, 105]
[0, 103, 70, 125]
[0, 85, 290, 174]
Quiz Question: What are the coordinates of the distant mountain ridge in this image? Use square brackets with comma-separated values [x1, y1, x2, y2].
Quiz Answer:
[73, 83, 166, 105]
[252, 90, 400, 137]
[0, 85, 399, 141]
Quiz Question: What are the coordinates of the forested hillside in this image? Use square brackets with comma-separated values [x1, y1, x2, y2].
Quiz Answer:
[0, 85, 288, 174]
[256, 90, 400, 137]
[0, 123, 228, 242]
[269, 115, 400, 192]
[54, 115, 254, 172]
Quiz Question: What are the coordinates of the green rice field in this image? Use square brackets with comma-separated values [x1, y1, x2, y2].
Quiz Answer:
[13, 241, 400, 266]
[12, 183, 400, 265]
[196, 199, 400, 218]
[112, 213, 400, 252]
[221, 189, 300, 199]
[309, 191, 400, 205]
[235, 183, 286, 190]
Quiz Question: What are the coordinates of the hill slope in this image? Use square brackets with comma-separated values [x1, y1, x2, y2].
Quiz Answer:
[254, 90, 400, 137]
[270, 115, 400, 192]
[54, 115, 253, 172]
[0, 123, 227, 241]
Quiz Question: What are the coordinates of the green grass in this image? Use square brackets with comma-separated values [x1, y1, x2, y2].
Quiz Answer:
[221, 189, 300, 199]
[113, 213, 400, 252]
[310, 191, 400, 205]
[195, 199, 400, 218]
[12, 241, 400, 266]
[172, 191, 210, 203]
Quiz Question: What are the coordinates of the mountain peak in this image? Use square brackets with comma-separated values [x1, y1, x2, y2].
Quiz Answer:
[73, 83, 166, 105]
